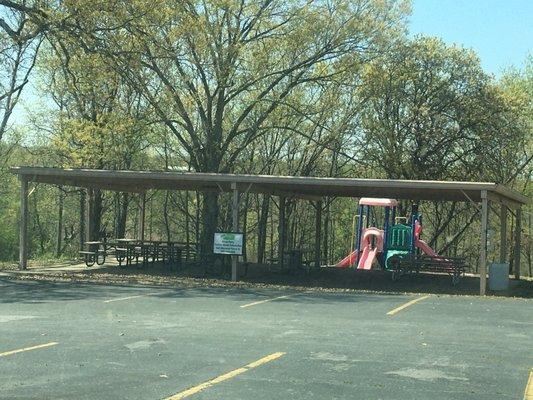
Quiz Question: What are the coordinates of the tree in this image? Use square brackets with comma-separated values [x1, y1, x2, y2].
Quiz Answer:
[42, 41, 153, 240]
[357, 37, 531, 255]
[0, 3, 43, 141]
[89, 0, 408, 253]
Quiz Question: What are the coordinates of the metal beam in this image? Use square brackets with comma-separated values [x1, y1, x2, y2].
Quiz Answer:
[231, 182, 239, 281]
[480, 190, 488, 295]
[19, 177, 28, 270]
[514, 207, 522, 280]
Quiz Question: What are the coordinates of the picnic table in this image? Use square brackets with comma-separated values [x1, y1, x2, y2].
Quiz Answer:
[79, 241, 108, 267]
[79, 238, 184, 269]
[266, 249, 315, 274]
[113, 239, 182, 269]
[390, 253, 468, 285]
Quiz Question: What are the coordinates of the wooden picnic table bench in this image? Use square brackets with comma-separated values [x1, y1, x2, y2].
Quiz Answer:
[390, 254, 468, 285]
[112, 239, 182, 269]
[79, 241, 108, 267]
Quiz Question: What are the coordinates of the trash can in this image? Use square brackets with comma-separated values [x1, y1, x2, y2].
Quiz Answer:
[489, 263, 509, 291]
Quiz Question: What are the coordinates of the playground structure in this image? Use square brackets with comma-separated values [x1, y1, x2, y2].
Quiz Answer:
[335, 197, 467, 283]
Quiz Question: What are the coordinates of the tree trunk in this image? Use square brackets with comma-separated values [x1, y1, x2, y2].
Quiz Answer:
[79, 190, 86, 250]
[323, 199, 330, 264]
[116, 192, 129, 238]
[185, 190, 191, 260]
[242, 192, 249, 262]
[164, 191, 171, 241]
[31, 191, 46, 254]
[55, 187, 64, 257]
[88, 188, 104, 240]
[200, 192, 219, 257]
[257, 195, 270, 263]
[195, 192, 201, 255]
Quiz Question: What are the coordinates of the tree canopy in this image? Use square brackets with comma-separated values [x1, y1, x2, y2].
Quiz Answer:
[0, 0, 530, 274]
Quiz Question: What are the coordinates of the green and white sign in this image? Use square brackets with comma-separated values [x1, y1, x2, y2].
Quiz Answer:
[213, 232, 244, 255]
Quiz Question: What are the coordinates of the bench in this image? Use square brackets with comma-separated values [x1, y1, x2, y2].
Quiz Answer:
[79, 250, 107, 267]
[390, 254, 468, 285]
[114, 242, 182, 269]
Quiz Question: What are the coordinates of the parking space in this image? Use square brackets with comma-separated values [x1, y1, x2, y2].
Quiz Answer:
[1, 278, 531, 399]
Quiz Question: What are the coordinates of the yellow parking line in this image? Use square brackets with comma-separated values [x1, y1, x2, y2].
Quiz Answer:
[164, 352, 285, 400]
[103, 294, 147, 303]
[387, 295, 430, 316]
[0, 342, 58, 357]
[104, 291, 174, 303]
[240, 295, 292, 308]
[524, 369, 533, 400]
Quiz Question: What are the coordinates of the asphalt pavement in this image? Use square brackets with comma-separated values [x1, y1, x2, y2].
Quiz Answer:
[1, 278, 531, 399]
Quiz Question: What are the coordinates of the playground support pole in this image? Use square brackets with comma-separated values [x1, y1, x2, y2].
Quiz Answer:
[383, 206, 390, 255]
[19, 176, 28, 270]
[355, 205, 363, 266]
[480, 191, 488, 295]
[514, 207, 522, 280]
[499, 203, 507, 264]
[139, 191, 146, 241]
[278, 196, 286, 269]
[231, 182, 239, 282]
[314, 200, 322, 268]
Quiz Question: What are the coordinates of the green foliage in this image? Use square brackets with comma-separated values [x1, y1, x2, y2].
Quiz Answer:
[358, 36, 529, 183]
[0, 1, 530, 274]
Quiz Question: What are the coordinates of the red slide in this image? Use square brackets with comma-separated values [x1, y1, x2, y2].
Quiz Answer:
[357, 246, 378, 270]
[415, 239, 439, 257]
[335, 250, 358, 268]
[335, 245, 378, 269]
[416, 239, 452, 267]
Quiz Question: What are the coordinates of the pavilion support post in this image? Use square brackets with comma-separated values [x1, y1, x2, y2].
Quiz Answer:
[479, 190, 488, 295]
[314, 200, 322, 268]
[231, 182, 239, 282]
[19, 177, 28, 270]
[139, 191, 146, 241]
[278, 196, 286, 268]
[499, 203, 507, 264]
[514, 207, 522, 280]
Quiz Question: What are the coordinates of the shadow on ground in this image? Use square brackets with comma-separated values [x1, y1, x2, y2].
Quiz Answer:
[0, 275, 408, 305]
[5, 260, 528, 299]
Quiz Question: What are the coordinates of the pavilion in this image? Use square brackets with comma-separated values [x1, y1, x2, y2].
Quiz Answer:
[11, 166, 530, 295]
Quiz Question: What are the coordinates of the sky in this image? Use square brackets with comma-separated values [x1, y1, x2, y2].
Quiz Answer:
[409, 0, 532, 76]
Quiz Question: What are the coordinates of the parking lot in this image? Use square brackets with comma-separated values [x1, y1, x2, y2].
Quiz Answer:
[1, 278, 532, 400]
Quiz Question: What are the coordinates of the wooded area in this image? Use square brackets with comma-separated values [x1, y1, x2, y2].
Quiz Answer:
[0, 0, 531, 274]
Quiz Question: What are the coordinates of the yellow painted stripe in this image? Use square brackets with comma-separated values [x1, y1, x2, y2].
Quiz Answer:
[165, 352, 285, 400]
[103, 294, 148, 303]
[524, 369, 533, 400]
[240, 295, 292, 308]
[387, 295, 430, 316]
[103, 291, 173, 303]
[0, 342, 58, 357]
